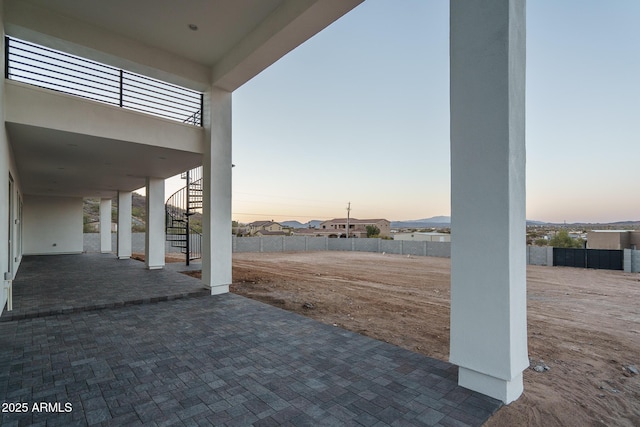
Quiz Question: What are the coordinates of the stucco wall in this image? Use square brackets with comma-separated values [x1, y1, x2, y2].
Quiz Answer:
[24, 195, 83, 255]
[587, 231, 626, 250]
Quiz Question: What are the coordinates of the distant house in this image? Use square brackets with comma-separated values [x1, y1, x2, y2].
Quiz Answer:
[393, 232, 450, 242]
[254, 229, 288, 237]
[247, 221, 284, 236]
[587, 230, 640, 250]
[317, 218, 391, 238]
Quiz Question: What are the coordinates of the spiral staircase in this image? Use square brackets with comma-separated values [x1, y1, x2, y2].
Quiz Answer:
[165, 166, 203, 265]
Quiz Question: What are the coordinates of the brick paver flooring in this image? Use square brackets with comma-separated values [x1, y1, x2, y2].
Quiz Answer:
[0, 254, 501, 426]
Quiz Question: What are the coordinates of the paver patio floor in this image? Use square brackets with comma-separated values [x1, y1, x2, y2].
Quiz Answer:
[0, 254, 501, 426]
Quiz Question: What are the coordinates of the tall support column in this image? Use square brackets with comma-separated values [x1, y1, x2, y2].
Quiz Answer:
[202, 87, 232, 295]
[117, 191, 132, 259]
[145, 177, 165, 270]
[449, 0, 528, 404]
[99, 198, 112, 253]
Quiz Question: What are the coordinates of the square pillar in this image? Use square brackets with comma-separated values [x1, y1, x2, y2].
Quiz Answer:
[449, 0, 528, 404]
[145, 177, 165, 270]
[117, 191, 132, 259]
[202, 87, 232, 295]
[99, 198, 112, 253]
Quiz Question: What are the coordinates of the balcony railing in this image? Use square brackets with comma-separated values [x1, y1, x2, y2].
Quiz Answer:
[5, 37, 203, 126]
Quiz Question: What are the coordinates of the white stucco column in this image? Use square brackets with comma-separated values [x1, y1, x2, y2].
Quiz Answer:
[449, 0, 528, 404]
[99, 198, 112, 253]
[117, 191, 132, 259]
[202, 87, 232, 295]
[145, 178, 165, 269]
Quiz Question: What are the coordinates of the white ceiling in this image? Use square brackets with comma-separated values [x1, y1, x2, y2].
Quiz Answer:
[3, 0, 364, 199]
[20, 0, 285, 67]
[7, 123, 202, 198]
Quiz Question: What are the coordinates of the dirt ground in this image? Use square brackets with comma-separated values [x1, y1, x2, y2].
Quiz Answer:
[221, 251, 640, 427]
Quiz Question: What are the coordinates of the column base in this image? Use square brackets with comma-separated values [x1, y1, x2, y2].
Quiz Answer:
[118, 256, 130, 260]
[146, 265, 163, 270]
[209, 284, 229, 295]
[458, 367, 523, 404]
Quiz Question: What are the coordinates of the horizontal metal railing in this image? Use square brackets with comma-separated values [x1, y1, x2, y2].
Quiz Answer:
[5, 36, 203, 126]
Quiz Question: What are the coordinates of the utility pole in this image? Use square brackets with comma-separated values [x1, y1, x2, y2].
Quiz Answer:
[346, 202, 351, 239]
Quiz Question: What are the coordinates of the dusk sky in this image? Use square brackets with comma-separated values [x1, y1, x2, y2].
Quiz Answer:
[171, 1, 640, 224]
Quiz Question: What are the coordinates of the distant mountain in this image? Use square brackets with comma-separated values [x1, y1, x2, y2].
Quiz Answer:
[391, 216, 553, 229]
[410, 216, 451, 224]
[281, 220, 304, 228]
[281, 220, 323, 229]
[391, 216, 450, 229]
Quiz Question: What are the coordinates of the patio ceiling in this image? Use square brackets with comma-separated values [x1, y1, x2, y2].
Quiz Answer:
[3, 0, 364, 199]
[7, 122, 202, 198]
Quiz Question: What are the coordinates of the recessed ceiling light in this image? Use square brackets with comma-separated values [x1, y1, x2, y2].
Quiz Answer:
[188, 24, 198, 31]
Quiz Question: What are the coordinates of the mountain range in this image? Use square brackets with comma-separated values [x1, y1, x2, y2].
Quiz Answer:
[281, 216, 640, 229]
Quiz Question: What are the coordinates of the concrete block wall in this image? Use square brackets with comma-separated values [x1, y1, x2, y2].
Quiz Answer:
[307, 237, 328, 251]
[285, 236, 308, 252]
[380, 239, 403, 255]
[426, 241, 451, 258]
[83, 234, 563, 267]
[353, 238, 379, 253]
[231, 236, 452, 259]
[623, 249, 640, 273]
[403, 241, 426, 256]
[327, 239, 353, 251]
[527, 246, 552, 266]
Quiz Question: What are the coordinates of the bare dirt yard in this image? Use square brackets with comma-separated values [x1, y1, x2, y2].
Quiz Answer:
[224, 251, 640, 427]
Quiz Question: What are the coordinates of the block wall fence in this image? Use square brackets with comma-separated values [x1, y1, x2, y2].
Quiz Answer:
[82, 234, 640, 272]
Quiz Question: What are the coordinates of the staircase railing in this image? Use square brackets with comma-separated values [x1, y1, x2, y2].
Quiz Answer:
[166, 166, 203, 265]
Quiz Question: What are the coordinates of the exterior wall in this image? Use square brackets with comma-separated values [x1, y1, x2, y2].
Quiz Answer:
[587, 231, 628, 250]
[374, 220, 391, 238]
[23, 196, 83, 254]
[319, 219, 391, 238]
[394, 232, 451, 242]
[1, 9, 25, 312]
[630, 232, 640, 250]
[266, 223, 283, 232]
